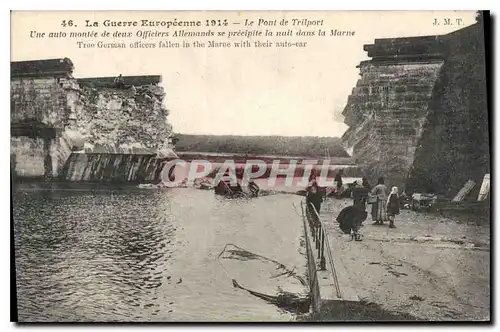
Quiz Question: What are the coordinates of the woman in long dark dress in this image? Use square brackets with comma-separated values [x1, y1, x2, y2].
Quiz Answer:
[337, 204, 367, 241]
[386, 186, 400, 229]
[371, 177, 389, 225]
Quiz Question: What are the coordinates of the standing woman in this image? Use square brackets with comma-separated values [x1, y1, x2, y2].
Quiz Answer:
[371, 177, 389, 225]
[386, 186, 400, 229]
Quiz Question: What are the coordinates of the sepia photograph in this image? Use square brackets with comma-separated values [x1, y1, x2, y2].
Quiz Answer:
[10, 9, 491, 323]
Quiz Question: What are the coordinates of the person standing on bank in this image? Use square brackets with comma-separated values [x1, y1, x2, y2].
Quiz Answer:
[334, 169, 344, 197]
[371, 177, 389, 225]
[306, 182, 323, 224]
[352, 180, 369, 212]
[386, 186, 400, 228]
[114, 74, 125, 89]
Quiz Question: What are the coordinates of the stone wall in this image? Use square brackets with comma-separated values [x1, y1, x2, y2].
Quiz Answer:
[10, 58, 173, 182]
[341, 21, 490, 196]
[406, 23, 489, 197]
[10, 137, 45, 178]
[342, 59, 444, 189]
[11, 76, 77, 128]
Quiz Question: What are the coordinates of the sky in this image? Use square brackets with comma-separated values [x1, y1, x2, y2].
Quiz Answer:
[11, 11, 477, 137]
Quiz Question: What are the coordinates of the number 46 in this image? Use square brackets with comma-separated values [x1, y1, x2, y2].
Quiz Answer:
[61, 20, 74, 27]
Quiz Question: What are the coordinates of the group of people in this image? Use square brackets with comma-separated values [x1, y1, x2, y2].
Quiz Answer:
[368, 177, 400, 228]
[114, 74, 125, 89]
[338, 176, 400, 241]
[304, 173, 400, 242]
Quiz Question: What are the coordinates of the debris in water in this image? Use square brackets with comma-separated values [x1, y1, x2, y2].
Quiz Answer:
[409, 295, 425, 301]
[217, 243, 310, 313]
[388, 270, 408, 277]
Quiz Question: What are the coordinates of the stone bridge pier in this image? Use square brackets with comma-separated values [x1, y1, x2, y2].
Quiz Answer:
[341, 20, 489, 197]
[11, 121, 62, 180]
[11, 57, 173, 183]
[10, 58, 78, 180]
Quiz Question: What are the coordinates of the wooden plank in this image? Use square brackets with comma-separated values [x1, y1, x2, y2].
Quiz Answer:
[478, 174, 490, 201]
[452, 179, 476, 202]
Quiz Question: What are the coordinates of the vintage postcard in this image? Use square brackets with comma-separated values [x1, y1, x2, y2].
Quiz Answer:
[10, 10, 490, 322]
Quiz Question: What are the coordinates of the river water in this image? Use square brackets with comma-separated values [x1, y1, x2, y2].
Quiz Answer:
[13, 186, 308, 322]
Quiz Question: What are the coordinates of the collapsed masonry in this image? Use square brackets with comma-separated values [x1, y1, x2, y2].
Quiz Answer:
[75, 77, 172, 154]
[10, 58, 175, 182]
[341, 20, 489, 199]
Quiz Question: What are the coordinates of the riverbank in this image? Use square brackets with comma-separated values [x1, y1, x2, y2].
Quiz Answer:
[304, 198, 490, 321]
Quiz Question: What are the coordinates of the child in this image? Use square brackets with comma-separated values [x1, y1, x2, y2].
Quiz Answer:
[386, 186, 400, 229]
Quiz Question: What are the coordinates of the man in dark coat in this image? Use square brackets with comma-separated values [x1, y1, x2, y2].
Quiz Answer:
[334, 169, 344, 197]
[306, 183, 322, 215]
[352, 180, 370, 211]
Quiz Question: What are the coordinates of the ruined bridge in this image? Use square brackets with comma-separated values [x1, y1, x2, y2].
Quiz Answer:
[10, 58, 171, 182]
[341, 20, 490, 197]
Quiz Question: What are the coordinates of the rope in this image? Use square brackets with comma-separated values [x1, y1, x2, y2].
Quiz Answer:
[216, 245, 234, 281]
[292, 202, 303, 217]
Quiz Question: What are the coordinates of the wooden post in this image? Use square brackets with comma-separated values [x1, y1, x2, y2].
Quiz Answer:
[452, 179, 476, 202]
[10, 154, 17, 182]
[477, 174, 490, 201]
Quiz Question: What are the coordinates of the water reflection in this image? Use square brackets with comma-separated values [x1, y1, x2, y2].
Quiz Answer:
[13, 187, 307, 322]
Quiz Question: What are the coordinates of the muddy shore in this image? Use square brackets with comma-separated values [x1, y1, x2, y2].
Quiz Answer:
[301, 198, 490, 322]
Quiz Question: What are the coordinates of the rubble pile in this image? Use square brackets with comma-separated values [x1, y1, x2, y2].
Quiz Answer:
[72, 84, 172, 154]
